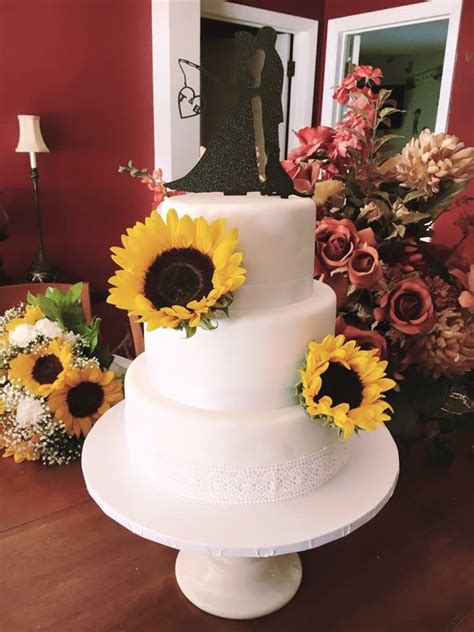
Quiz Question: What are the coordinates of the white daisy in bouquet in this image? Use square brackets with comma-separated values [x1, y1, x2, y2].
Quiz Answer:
[0, 284, 123, 464]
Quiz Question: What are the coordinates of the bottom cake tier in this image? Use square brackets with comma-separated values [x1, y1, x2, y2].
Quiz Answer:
[125, 354, 352, 506]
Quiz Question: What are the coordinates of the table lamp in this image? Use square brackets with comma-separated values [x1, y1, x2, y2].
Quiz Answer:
[16, 114, 56, 282]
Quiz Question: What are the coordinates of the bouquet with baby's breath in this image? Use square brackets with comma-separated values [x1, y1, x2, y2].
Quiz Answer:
[0, 284, 123, 464]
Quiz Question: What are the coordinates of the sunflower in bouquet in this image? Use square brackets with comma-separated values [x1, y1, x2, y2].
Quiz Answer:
[0, 284, 123, 464]
[284, 65, 474, 460]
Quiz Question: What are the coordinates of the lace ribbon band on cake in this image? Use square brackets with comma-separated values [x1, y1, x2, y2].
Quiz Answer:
[147, 439, 352, 506]
[233, 275, 314, 309]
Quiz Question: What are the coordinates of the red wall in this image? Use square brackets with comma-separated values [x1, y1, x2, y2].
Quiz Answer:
[0, 0, 472, 344]
[0, 0, 154, 345]
[433, 0, 474, 257]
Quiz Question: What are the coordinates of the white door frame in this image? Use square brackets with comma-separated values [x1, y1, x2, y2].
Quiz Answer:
[320, 0, 462, 132]
[151, 0, 318, 180]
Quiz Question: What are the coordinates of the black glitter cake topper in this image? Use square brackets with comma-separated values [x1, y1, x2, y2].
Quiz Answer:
[167, 26, 296, 198]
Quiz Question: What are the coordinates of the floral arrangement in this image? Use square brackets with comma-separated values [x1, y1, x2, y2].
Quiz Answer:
[108, 208, 247, 337]
[0, 284, 123, 464]
[118, 160, 184, 209]
[296, 334, 395, 440]
[285, 65, 474, 461]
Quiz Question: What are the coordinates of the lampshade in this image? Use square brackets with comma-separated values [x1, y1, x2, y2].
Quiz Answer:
[15, 115, 49, 153]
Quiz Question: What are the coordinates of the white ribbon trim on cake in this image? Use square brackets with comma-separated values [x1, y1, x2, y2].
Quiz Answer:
[232, 275, 314, 310]
[150, 438, 352, 506]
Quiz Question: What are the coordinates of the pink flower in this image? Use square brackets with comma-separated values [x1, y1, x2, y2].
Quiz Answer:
[332, 66, 382, 105]
[336, 315, 387, 359]
[288, 126, 334, 163]
[333, 75, 358, 105]
[353, 66, 383, 85]
[348, 87, 378, 128]
[374, 278, 435, 335]
[282, 159, 321, 194]
[142, 169, 184, 208]
[328, 124, 363, 161]
[348, 245, 383, 289]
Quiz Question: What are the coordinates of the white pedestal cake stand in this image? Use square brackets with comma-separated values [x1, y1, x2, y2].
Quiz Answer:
[82, 402, 399, 620]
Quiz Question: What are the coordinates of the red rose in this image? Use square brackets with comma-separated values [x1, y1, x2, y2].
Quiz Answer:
[288, 126, 334, 163]
[374, 278, 435, 335]
[315, 218, 367, 271]
[349, 245, 382, 289]
[336, 316, 387, 359]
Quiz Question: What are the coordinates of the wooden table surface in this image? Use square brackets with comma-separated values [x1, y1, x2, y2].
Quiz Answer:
[1, 433, 473, 632]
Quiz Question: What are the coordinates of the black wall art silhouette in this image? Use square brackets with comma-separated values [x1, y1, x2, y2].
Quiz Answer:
[166, 27, 296, 198]
[177, 59, 217, 119]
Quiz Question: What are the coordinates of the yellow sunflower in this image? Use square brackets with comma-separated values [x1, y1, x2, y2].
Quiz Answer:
[107, 209, 246, 334]
[8, 339, 73, 397]
[297, 334, 396, 440]
[48, 365, 123, 437]
[2, 439, 41, 463]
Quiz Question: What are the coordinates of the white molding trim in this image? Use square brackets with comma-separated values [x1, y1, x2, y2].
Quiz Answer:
[201, 1, 318, 153]
[151, 0, 201, 180]
[320, 0, 463, 132]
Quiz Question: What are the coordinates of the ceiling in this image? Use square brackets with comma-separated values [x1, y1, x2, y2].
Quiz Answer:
[359, 19, 449, 55]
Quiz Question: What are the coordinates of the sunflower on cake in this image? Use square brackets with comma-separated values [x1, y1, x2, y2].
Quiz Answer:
[107, 30, 395, 506]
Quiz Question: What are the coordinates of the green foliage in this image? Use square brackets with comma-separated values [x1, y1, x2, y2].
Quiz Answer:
[372, 134, 403, 152]
[179, 292, 235, 339]
[118, 160, 151, 180]
[386, 388, 419, 443]
[424, 434, 455, 465]
[422, 180, 469, 218]
[27, 283, 111, 367]
[387, 369, 471, 463]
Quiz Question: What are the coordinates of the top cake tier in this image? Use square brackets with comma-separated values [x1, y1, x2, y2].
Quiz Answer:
[159, 193, 316, 310]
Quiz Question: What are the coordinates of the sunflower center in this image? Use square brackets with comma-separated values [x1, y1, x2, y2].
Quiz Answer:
[32, 354, 63, 385]
[67, 381, 104, 418]
[144, 247, 215, 308]
[316, 362, 363, 409]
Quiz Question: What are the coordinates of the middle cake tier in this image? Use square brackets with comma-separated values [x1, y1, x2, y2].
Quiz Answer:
[145, 280, 336, 412]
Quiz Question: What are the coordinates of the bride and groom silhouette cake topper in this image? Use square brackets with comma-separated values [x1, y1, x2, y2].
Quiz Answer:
[167, 26, 296, 198]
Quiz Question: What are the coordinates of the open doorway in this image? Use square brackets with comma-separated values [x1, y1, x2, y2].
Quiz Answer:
[200, 17, 292, 157]
[347, 19, 449, 149]
[321, 1, 462, 135]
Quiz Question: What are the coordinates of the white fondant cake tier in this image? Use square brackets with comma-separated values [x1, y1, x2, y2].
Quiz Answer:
[145, 281, 336, 412]
[159, 193, 316, 309]
[125, 354, 352, 506]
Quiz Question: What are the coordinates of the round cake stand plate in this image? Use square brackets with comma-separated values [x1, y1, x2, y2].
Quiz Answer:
[82, 402, 399, 620]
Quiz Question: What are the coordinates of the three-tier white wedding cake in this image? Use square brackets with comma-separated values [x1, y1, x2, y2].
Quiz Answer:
[123, 192, 353, 506]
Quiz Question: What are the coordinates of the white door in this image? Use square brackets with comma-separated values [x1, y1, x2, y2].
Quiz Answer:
[321, 0, 462, 132]
[151, 0, 318, 181]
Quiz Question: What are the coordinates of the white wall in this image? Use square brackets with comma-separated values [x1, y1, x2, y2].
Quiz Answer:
[360, 48, 446, 147]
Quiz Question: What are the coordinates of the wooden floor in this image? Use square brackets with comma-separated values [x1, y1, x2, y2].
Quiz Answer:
[1, 433, 473, 632]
